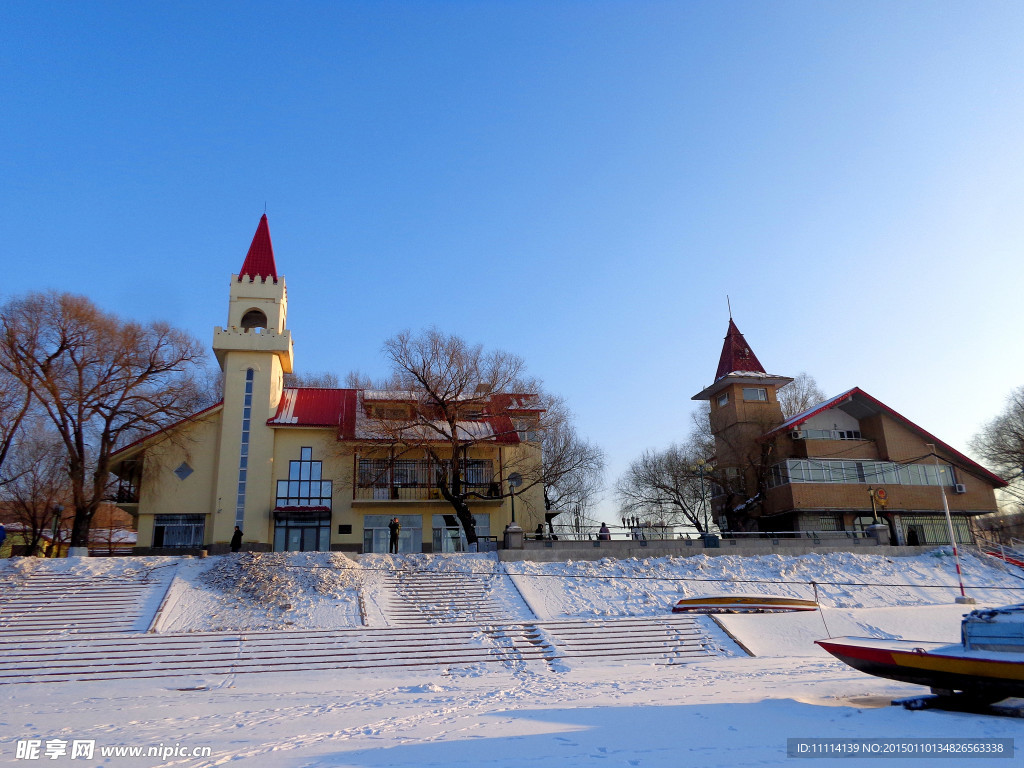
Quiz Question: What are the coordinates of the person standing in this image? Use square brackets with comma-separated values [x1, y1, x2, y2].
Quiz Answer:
[598, 522, 611, 541]
[388, 517, 401, 554]
[230, 526, 243, 553]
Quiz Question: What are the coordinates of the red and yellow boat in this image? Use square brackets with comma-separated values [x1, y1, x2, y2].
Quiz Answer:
[672, 594, 819, 613]
[816, 604, 1024, 702]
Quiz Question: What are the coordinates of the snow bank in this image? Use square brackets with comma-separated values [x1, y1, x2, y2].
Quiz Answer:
[507, 549, 1024, 620]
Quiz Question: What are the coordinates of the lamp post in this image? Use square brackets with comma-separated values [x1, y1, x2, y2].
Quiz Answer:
[508, 473, 522, 524]
[927, 444, 973, 604]
[50, 505, 63, 558]
[691, 459, 708, 534]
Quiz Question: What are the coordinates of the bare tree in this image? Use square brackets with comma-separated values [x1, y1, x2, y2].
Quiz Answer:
[540, 408, 605, 535]
[778, 371, 826, 419]
[343, 370, 386, 389]
[284, 370, 341, 388]
[365, 328, 594, 545]
[971, 385, 1024, 505]
[616, 440, 715, 535]
[0, 292, 208, 549]
[2, 419, 69, 555]
[0, 366, 33, 487]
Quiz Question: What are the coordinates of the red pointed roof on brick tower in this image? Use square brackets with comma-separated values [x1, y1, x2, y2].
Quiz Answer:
[238, 214, 278, 282]
[715, 319, 766, 380]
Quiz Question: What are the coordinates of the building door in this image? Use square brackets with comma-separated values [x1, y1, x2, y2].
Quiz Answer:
[905, 524, 925, 546]
[273, 512, 331, 552]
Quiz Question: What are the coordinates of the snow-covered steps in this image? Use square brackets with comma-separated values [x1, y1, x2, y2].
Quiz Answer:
[538, 614, 735, 664]
[0, 615, 738, 685]
[0, 570, 172, 636]
[378, 562, 536, 626]
[0, 622, 558, 684]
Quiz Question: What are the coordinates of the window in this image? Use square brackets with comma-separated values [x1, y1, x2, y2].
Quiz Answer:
[792, 429, 862, 440]
[372, 405, 409, 420]
[768, 458, 958, 489]
[153, 514, 205, 548]
[276, 447, 333, 508]
[897, 513, 971, 546]
[513, 418, 540, 442]
[235, 369, 254, 528]
[432, 513, 490, 552]
[743, 387, 767, 401]
[363, 514, 423, 553]
[717, 393, 729, 407]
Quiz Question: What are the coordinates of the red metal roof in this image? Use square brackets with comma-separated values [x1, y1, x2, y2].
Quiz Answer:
[715, 319, 767, 380]
[269, 388, 357, 435]
[238, 214, 278, 283]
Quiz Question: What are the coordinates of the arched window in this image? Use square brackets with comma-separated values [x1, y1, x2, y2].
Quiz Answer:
[241, 309, 267, 331]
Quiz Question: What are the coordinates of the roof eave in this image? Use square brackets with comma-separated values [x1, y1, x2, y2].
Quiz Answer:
[692, 373, 794, 401]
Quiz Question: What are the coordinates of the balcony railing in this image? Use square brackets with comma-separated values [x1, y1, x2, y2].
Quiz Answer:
[354, 482, 500, 502]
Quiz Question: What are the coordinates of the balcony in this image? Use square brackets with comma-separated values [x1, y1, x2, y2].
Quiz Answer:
[355, 458, 500, 503]
[353, 483, 501, 503]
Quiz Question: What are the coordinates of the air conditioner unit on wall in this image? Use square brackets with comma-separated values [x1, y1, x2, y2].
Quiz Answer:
[953, 484, 967, 494]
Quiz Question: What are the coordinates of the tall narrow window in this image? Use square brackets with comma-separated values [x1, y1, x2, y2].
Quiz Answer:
[235, 369, 254, 528]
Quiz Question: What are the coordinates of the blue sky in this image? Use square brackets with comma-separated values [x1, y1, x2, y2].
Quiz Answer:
[3, 2, 1024, 513]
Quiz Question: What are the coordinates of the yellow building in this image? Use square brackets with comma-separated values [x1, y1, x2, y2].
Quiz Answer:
[111, 216, 542, 554]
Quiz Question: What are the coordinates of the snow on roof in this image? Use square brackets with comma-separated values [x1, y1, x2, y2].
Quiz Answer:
[362, 389, 420, 401]
[768, 388, 859, 434]
[351, 391, 520, 444]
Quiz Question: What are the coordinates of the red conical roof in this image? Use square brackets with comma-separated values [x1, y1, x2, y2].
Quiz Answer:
[238, 214, 278, 282]
[714, 319, 766, 380]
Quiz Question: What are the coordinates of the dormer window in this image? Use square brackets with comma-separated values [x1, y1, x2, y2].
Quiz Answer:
[372, 405, 410, 420]
[743, 387, 768, 401]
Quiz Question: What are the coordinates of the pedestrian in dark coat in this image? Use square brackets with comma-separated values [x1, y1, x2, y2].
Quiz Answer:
[230, 526, 243, 553]
[598, 523, 611, 541]
[388, 517, 401, 554]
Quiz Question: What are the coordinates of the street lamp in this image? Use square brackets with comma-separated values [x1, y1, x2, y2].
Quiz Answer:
[50, 505, 63, 558]
[691, 459, 708, 533]
[508, 472, 522, 524]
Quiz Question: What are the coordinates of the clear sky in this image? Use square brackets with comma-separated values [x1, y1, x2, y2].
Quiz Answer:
[3, 1, 1023, 516]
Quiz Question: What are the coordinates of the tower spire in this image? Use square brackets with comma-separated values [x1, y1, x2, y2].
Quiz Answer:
[715, 318, 766, 381]
[238, 214, 278, 283]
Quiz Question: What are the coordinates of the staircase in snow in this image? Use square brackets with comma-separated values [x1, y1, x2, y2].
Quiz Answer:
[0, 569, 172, 636]
[0, 614, 731, 685]
[379, 564, 535, 626]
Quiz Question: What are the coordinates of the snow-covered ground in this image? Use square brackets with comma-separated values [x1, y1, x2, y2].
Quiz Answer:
[1, 548, 1022, 766]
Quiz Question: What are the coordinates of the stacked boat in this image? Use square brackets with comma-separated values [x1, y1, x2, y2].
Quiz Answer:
[817, 604, 1024, 703]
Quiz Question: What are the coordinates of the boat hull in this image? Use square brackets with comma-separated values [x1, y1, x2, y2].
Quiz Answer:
[817, 637, 1024, 700]
[672, 595, 818, 613]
